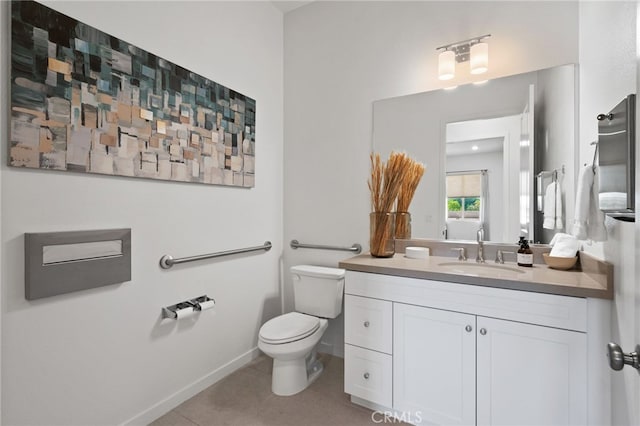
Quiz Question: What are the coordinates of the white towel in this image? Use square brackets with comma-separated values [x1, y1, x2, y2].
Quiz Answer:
[543, 181, 563, 230]
[572, 165, 607, 241]
[549, 232, 580, 258]
[572, 166, 591, 239]
[589, 166, 607, 241]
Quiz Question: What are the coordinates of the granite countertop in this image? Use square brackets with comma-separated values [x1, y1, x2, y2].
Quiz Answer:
[339, 252, 613, 299]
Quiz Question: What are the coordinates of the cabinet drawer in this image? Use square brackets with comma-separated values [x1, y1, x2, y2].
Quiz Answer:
[344, 344, 392, 408]
[345, 294, 392, 354]
[346, 271, 588, 332]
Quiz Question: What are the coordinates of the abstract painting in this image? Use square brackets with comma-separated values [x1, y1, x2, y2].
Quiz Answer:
[10, 1, 256, 187]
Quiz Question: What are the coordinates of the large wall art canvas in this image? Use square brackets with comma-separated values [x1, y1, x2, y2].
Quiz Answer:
[10, 1, 256, 187]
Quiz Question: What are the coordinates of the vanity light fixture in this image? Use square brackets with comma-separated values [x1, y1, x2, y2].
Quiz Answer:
[470, 41, 489, 74]
[438, 50, 456, 80]
[437, 34, 491, 80]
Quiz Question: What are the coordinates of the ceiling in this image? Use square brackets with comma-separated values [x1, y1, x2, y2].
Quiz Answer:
[271, 1, 313, 14]
[446, 137, 504, 157]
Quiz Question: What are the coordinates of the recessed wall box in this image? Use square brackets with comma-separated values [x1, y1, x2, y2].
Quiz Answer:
[25, 229, 131, 300]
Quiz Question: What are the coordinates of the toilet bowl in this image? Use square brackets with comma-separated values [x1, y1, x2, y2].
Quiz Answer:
[258, 265, 345, 396]
[258, 312, 329, 396]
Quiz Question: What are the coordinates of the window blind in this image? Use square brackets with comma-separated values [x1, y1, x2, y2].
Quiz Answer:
[447, 173, 481, 198]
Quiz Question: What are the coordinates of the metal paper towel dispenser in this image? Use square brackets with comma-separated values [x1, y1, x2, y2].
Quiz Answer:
[598, 94, 635, 221]
[25, 228, 131, 300]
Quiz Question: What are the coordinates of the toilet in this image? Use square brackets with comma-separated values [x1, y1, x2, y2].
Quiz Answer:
[258, 265, 345, 396]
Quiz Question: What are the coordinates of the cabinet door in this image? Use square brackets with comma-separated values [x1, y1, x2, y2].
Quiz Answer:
[394, 303, 476, 426]
[476, 317, 587, 426]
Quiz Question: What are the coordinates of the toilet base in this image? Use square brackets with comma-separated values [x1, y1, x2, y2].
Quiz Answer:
[271, 350, 324, 396]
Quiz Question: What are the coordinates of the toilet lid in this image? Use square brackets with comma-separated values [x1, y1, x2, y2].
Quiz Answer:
[260, 312, 320, 344]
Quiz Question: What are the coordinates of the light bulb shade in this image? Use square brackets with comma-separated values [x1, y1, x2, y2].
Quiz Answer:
[438, 50, 455, 80]
[470, 42, 488, 75]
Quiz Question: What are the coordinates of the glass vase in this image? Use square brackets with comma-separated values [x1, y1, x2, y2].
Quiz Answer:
[395, 212, 412, 240]
[370, 212, 396, 258]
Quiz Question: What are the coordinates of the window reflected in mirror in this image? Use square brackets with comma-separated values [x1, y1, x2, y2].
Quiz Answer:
[446, 173, 482, 220]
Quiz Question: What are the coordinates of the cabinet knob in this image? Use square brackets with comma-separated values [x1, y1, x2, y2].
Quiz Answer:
[364, 372, 370, 379]
[465, 325, 473, 332]
[363, 321, 370, 328]
[480, 328, 487, 335]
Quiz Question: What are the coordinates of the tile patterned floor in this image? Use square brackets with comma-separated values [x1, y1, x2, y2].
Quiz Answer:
[150, 354, 397, 426]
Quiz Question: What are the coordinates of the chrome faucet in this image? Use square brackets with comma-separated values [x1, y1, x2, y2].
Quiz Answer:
[476, 229, 485, 263]
[451, 247, 467, 261]
[495, 250, 515, 264]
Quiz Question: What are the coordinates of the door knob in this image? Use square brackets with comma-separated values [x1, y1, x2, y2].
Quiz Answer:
[607, 342, 640, 372]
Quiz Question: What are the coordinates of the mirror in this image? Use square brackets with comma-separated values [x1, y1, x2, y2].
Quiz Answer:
[372, 64, 576, 244]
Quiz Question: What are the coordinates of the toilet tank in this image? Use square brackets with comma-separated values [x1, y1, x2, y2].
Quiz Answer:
[291, 265, 345, 318]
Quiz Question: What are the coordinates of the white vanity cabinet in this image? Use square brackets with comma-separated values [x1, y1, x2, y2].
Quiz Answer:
[344, 271, 597, 426]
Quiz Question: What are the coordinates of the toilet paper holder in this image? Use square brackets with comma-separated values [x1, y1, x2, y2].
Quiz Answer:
[162, 295, 216, 320]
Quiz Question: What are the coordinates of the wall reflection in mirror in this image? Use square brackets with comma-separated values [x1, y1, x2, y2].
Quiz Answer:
[372, 64, 576, 244]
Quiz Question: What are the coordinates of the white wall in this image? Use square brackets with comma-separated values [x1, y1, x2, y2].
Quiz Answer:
[1, 2, 283, 425]
[578, 2, 637, 425]
[284, 1, 579, 356]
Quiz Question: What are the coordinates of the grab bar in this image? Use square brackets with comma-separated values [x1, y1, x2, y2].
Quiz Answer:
[160, 241, 272, 269]
[290, 240, 362, 254]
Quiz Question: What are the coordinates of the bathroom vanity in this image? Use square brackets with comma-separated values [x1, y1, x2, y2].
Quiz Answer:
[339, 250, 612, 426]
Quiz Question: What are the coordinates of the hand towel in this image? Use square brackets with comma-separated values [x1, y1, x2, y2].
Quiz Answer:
[549, 232, 580, 258]
[588, 166, 607, 241]
[572, 165, 607, 241]
[572, 166, 591, 239]
[543, 181, 563, 230]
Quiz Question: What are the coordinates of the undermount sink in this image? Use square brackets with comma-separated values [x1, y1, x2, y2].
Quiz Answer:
[437, 261, 525, 275]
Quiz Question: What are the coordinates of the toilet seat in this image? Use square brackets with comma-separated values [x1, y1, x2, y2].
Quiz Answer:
[259, 312, 320, 344]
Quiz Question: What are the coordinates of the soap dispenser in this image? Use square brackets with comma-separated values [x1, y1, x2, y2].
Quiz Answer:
[517, 236, 533, 267]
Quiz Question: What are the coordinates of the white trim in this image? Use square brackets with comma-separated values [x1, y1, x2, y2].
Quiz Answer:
[120, 347, 261, 426]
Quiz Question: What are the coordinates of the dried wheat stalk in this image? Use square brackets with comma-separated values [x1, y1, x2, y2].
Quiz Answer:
[368, 152, 414, 256]
[397, 161, 426, 212]
[395, 160, 426, 239]
[368, 153, 384, 212]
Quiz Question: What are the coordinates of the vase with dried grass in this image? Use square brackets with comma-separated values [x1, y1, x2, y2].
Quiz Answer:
[368, 152, 413, 257]
[395, 161, 426, 239]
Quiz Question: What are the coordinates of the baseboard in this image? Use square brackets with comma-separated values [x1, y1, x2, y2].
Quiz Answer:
[318, 341, 344, 358]
[121, 346, 261, 426]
